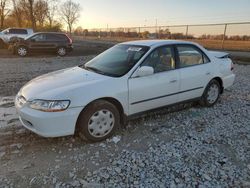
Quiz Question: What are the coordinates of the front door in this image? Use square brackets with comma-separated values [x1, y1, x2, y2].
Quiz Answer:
[128, 45, 180, 115]
[29, 33, 47, 51]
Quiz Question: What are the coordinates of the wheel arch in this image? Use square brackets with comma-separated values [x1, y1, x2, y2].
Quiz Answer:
[17, 45, 29, 50]
[212, 77, 223, 94]
[75, 97, 126, 133]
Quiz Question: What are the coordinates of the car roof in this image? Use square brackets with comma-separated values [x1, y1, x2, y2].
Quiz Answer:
[6, 28, 33, 30]
[34, 32, 66, 35]
[121, 40, 197, 47]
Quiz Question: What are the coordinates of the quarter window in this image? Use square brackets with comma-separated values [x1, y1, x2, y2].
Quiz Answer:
[141, 46, 175, 73]
[45, 34, 66, 41]
[177, 45, 209, 68]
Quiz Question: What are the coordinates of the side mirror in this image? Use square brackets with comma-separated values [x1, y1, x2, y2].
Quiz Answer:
[135, 66, 154, 77]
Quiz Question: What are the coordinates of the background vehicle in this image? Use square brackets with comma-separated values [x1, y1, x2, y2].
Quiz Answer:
[15, 40, 235, 142]
[0, 28, 33, 48]
[12, 32, 73, 57]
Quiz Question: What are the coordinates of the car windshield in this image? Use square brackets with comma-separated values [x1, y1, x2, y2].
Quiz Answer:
[81, 44, 149, 77]
[1, 28, 8, 34]
[25, 33, 36, 40]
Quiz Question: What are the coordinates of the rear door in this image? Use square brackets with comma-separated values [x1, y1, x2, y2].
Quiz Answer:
[175, 44, 213, 102]
[44, 34, 62, 50]
[128, 45, 180, 114]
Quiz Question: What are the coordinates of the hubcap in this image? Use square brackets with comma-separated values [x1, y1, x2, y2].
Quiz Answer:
[207, 84, 219, 104]
[18, 47, 27, 56]
[88, 109, 115, 138]
[58, 48, 66, 56]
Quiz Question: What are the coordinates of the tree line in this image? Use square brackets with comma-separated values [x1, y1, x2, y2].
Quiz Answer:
[73, 27, 250, 41]
[0, 0, 81, 34]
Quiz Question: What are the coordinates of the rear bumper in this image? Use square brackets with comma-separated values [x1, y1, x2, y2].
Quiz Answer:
[67, 45, 73, 52]
[223, 73, 235, 89]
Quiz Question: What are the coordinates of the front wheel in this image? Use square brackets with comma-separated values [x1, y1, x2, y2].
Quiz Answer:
[17, 46, 28, 57]
[76, 100, 120, 142]
[200, 79, 221, 107]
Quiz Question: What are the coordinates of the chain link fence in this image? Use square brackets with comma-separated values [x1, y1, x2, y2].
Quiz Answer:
[73, 22, 250, 51]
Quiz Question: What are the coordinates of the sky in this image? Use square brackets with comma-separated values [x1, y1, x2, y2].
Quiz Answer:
[75, 0, 250, 35]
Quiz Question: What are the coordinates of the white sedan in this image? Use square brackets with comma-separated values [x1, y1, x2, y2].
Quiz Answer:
[15, 40, 235, 142]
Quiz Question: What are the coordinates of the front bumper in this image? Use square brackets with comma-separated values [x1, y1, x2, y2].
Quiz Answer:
[16, 103, 83, 137]
[67, 45, 73, 52]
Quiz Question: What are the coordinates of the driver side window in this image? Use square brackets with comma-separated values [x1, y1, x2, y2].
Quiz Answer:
[141, 46, 175, 73]
[31, 34, 45, 41]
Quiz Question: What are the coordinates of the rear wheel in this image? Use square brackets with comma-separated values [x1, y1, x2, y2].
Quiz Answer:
[17, 46, 28, 57]
[57, 47, 67, 56]
[200, 79, 221, 107]
[77, 100, 120, 142]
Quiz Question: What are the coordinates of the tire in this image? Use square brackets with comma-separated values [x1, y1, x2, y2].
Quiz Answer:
[76, 100, 120, 142]
[17, 46, 28, 57]
[57, 47, 67, 56]
[200, 79, 221, 107]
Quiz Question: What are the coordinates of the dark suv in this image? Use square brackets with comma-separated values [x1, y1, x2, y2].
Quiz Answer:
[12, 32, 73, 57]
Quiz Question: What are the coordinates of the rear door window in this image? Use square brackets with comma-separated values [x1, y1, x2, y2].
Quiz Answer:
[45, 34, 67, 41]
[176, 45, 210, 68]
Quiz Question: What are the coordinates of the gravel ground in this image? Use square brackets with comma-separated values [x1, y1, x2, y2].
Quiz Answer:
[0, 56, 95, 96]
[0, 58, 249, 187]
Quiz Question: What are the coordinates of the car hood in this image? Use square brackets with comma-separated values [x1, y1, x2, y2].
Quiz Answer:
[20, 66, 109, 100]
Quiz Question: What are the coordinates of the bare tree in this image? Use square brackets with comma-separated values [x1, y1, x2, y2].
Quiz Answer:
[0, 0, 10, 29]
[34, 0, 48, 27]
[46, 0, 59, 28]
[12, 0, 23, 27]
[61, 0, 80, 34]
[27, 0, 36, 30]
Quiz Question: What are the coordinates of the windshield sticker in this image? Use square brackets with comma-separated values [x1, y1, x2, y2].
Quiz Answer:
[127, 47, 142, 52]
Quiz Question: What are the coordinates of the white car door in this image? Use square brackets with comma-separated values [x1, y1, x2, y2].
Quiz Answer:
[128, 45, 180, 115]
[176, 44, 213, 102]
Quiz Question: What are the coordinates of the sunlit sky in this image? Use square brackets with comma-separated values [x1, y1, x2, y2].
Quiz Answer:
[76, 0, 250, 27]
[75, 0, 250, 35]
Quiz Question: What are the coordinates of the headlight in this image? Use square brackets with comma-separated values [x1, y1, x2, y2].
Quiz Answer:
[28, 100, 70, 112]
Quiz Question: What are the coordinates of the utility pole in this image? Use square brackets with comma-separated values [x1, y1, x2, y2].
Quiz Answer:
[155, 18, 158, 38]
[107, 24, 109, 37]
[221, 24, 227, 49]
[144, 19, 147, 27]
[186, 25, 189, 39]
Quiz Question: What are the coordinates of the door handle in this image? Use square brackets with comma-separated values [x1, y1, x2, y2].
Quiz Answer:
[170, 79, 177, 83]
[206, 72, 211, 75]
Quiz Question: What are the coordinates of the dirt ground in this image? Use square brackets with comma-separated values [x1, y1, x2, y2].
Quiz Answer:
[0, 40, 249, 187]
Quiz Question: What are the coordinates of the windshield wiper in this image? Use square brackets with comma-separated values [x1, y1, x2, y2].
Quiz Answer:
[83, 66, 108, 75]
[79, 64, 120, 77]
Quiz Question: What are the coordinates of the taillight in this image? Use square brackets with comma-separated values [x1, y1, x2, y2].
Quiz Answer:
[66, 34, 72, 44]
